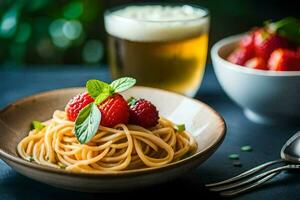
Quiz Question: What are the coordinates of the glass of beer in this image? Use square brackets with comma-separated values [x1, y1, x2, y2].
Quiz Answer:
[104, 4, 209, 96]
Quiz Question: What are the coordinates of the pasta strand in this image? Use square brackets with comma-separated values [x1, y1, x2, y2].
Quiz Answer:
[17, 110, 197, 173]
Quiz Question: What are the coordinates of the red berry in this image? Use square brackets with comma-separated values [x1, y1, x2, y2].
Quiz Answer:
[268, 48, 300, 71]
[240, 31, 255, 50]
[254, 28, 288, 61]
[227, 47, 254, 65]
[129, 99, 159, 128]
[98, 93, 129, 127]
[227, 32, 256, 66]
[245, 57, 268, 70]
[65, 92, 94, 121]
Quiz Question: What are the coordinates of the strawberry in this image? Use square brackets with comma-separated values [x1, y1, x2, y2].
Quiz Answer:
[65, 92, 94, 121]
[227, 47, 254, 65]
[240, 31, 255, 50]
[128, 98, 159, 128]
[227, 32, 256, 66]
[254, 28, 288, 61]
[268, 48, 300, 71]
[98, 93, 130, 127]
[72, 78, 136, 144]
[244, 57, 268, 70]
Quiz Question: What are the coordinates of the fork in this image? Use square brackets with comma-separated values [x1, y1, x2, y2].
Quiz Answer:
[206, 164, 300, 196]
[206, 131, 300, 196]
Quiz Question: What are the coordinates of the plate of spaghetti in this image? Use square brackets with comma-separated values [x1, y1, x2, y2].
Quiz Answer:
[0, 77, 226, 192]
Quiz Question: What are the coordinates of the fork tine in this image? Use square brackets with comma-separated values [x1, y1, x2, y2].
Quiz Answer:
[220, 171, 281, 197]
[208, 165, 288, 192]
[205, 159, 283, 187]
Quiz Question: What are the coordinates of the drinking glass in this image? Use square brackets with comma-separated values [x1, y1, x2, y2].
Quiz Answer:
[104, 4, 210, 96]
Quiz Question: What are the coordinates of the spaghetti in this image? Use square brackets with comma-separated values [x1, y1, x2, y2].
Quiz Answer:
[17, 110, 197, 173]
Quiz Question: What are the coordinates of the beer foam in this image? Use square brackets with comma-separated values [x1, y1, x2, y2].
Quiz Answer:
[105, 5, 209, 42]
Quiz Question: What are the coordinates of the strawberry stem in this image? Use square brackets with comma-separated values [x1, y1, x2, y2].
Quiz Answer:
[267, 17, 300, 44]
[127, 97, 137, 107]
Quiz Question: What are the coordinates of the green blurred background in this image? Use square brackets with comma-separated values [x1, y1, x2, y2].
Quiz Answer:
[0, 0, 298, 68]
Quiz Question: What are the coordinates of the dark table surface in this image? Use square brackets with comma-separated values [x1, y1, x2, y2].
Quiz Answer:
[0, 65, 299, 200]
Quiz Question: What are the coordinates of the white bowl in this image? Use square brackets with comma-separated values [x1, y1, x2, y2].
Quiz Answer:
[211, 34, 300, 125]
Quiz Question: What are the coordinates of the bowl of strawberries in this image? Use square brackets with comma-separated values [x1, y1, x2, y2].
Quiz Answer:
[211, 17, 300, 124]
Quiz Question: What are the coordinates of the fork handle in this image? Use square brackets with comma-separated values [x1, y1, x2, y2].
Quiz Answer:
[206, 159, 284, 187]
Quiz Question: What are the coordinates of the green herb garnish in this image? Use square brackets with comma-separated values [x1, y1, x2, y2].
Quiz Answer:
[74, 102, 101, 144]
[110, 77, 136, 93]
[26, 156, 34, 162]
[74, 77, 136, 144]
[241, 145, 252, 152]
[127, 96, 137, 107]
[86, 77, 136, 105]
[86, 79, 111, 100]
[32, 121, 45, 130]
[267, 17, 300, 44]
[228, 154, 239, 160]
[58, 163, 67, 169]
[176, 124, 186, 132]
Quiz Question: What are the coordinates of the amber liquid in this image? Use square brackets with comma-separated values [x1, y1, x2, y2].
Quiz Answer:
[108, 33, 208, 96]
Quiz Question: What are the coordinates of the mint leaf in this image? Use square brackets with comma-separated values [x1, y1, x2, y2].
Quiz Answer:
[176, 124, 186, 132]
[110, 77, 136, 93]
[74, 102, 101, 144]
[268, 17, 300, 43]
[95, 90, 111, 105]
[86, 79, 112, 99]
[32, 121, 45, 130]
